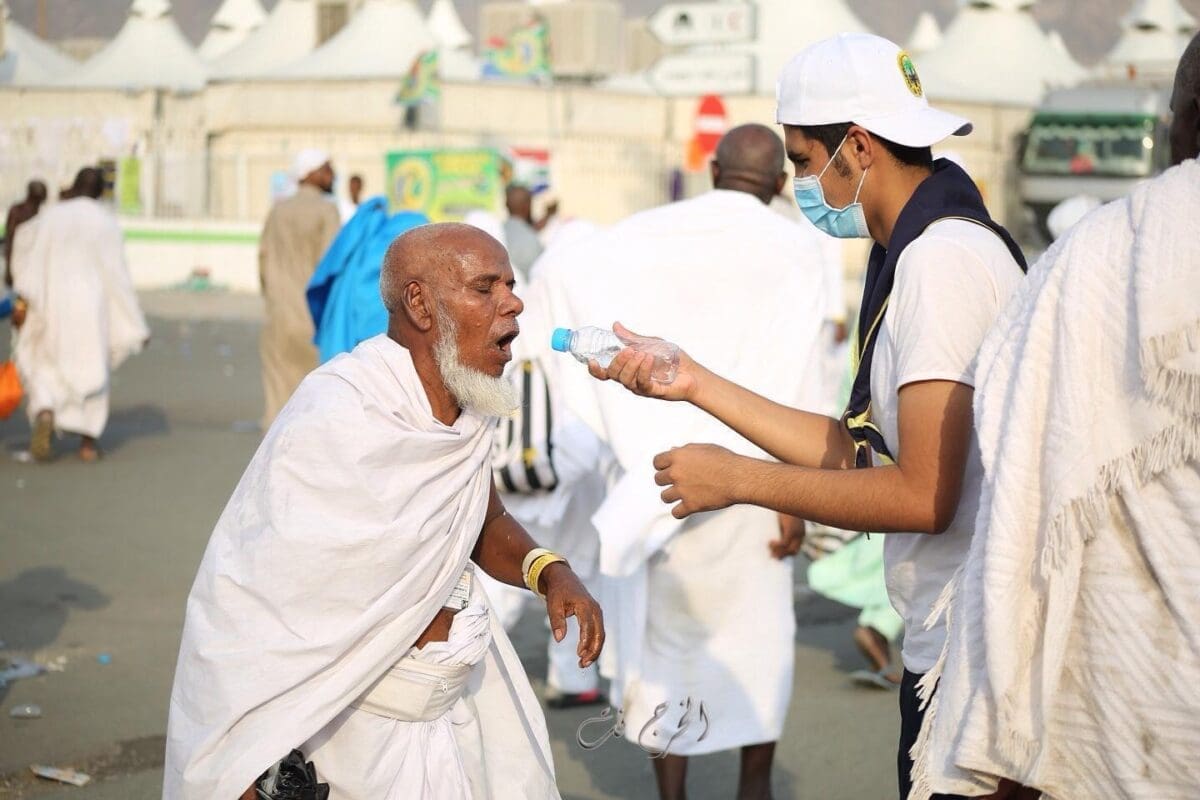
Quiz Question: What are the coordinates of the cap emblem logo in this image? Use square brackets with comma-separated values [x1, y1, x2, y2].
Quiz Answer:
[897, 51, 923, 97]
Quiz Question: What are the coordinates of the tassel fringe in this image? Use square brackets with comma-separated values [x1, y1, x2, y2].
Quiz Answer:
[1041, 417, 1200, 576]
[1140, 319, 1200, 418]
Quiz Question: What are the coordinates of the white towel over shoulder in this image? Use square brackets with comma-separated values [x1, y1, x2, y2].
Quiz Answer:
[912, 160, 1200, 799]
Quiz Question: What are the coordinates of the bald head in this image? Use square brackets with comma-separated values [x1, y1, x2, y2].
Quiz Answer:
[712, 124, 788, 204]
[1171, 32, 1200, 165]
[381, 222, 507, 314]
[505, 184, 533, 223]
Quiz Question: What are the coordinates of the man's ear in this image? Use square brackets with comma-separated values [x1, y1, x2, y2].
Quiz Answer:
[403, 280, 434, 332]
[709, 159, 720, 188]
[775, 171, 788, 196]
[847, 125, 875, 170]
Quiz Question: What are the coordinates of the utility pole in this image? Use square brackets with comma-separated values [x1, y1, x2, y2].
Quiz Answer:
[36, 0, 48, 39]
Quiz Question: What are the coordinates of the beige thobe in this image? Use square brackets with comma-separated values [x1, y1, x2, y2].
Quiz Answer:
[258, 185, 341, 426]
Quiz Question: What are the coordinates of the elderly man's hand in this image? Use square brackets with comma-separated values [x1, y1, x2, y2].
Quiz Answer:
[540, 563, 604, 668]
[654, 444, 743, 519]
[587, 322, 701, 403]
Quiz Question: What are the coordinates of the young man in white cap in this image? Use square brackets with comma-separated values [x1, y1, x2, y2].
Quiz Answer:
[259, 148, 341, 426]
[587, 33, 1026, 798]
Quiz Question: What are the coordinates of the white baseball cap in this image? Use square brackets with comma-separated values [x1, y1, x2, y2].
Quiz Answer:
[776, 33, 972, 148]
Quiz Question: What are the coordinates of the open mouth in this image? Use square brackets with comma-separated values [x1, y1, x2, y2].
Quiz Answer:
[495, 331, 518, 353]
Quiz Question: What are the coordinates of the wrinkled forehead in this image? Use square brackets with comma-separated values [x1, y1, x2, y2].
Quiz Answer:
[444, 234, 513, 285]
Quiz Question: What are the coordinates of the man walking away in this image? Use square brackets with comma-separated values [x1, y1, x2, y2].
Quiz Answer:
[543, 123, 832, 800]
[13, 167, 148, 462]
[259, 148, 341, 426]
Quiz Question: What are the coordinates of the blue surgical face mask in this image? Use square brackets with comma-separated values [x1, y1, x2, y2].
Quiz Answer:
[793, 134, 870, 239]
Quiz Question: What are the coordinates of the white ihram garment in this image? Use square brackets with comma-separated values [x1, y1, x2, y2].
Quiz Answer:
[13, 199, 148, 437]
[911, 160, 1200, 799]
[305, 588, 493, 799]
[539, 190, 831, 754]
[164, 335, 558, 800]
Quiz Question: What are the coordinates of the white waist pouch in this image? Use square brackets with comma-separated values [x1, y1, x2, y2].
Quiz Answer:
[352, 568, 491, 723]
[351, 657, 473, 723]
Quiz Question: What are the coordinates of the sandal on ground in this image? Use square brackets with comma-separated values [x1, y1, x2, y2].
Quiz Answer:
[849, 668, 902, 690]
[31, 411, 54, 462]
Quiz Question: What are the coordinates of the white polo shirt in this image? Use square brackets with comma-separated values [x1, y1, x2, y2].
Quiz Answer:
[870, 219, 1024, 674]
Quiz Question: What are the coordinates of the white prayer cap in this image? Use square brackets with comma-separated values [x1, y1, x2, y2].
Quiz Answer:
[776, 33, 972, 148]
[292, 148, 330, 181]
[1047, 195, 1102, 240]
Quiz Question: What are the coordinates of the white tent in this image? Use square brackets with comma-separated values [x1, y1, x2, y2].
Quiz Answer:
[56, 0, 207, 91]
[426, 0, 479, 80]
[1046, 29, 1088, 86]
[199, 0, 267, 61]
[916, 0, 1084, 107]
[428, 0, 471, 51]
[210, 0, 321, 79]
[0, 11, 78, 86]
[1102, 0, 1197, 80]
[270, 0, 436, 80]
[733, 0, 871, 93]
[907, 11, 943, 55]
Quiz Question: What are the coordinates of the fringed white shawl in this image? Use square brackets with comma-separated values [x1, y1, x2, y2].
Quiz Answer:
[911, 160, 1200, 799]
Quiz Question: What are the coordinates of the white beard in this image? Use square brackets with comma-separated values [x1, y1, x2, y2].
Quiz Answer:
[433, 306, 519, 418]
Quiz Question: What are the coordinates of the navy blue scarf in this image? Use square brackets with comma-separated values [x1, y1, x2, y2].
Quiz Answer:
[842, 159, 1027, 468]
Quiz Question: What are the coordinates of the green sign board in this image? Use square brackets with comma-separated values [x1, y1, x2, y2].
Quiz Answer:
[117, 157, 143, 215]
[385, 148, 505, 221]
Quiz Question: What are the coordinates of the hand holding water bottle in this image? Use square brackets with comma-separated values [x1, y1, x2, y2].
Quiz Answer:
[583, 323, 702, 402]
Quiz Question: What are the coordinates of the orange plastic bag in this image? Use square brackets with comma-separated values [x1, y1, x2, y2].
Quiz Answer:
[0, 360, 23, 419]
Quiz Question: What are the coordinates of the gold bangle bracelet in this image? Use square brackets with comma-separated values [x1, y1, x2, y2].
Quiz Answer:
[525, 553, 567, 599]
[521, 547, 554, 581]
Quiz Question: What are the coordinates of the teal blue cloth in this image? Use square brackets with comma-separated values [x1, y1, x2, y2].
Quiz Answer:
[807, 533, 904, 642]
[307, 197, 428, 363]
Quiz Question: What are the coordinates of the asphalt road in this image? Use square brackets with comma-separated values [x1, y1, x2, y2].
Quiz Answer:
[0, 291, 898, 799]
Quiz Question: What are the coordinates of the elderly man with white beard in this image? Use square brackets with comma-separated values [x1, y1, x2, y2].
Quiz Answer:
[164, 223, 604, 800]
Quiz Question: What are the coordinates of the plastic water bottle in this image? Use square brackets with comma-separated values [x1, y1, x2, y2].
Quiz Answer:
[551, 326, 680, 384]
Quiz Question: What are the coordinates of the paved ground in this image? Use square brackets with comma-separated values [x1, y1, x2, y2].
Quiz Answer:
[0, 291, 899, 799]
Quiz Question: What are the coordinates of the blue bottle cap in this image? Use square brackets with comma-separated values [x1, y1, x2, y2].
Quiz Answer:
[550, 328, 572, 353]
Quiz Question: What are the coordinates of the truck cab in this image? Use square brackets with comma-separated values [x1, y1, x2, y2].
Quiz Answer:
[1019, 85, 1172, 239]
